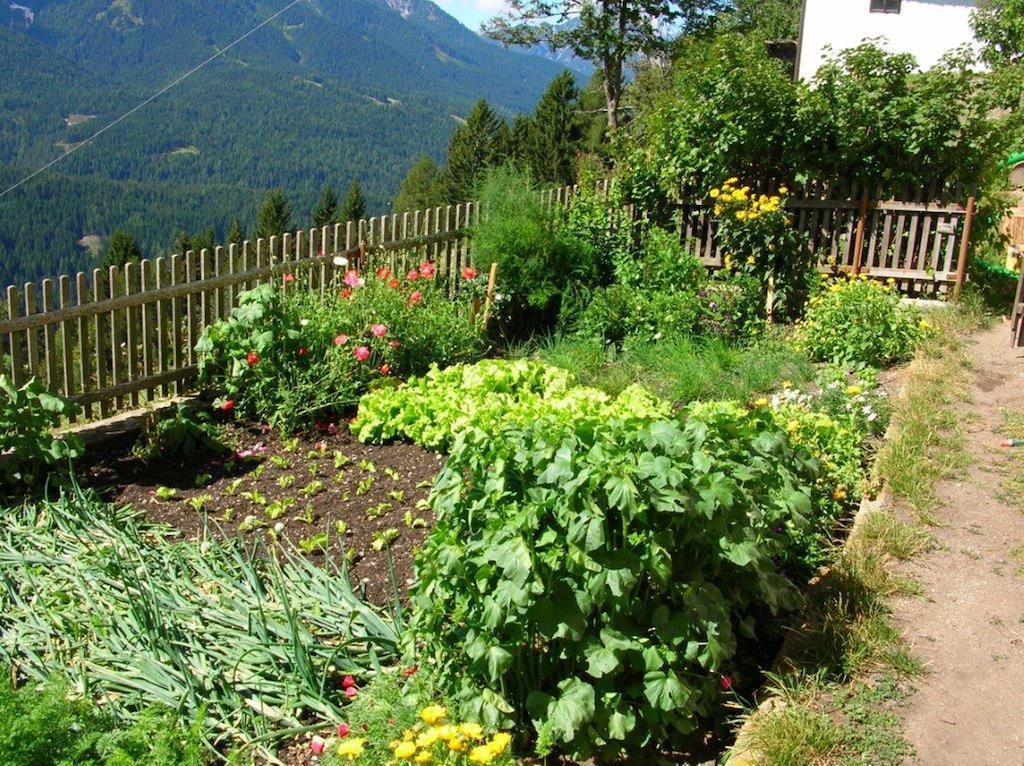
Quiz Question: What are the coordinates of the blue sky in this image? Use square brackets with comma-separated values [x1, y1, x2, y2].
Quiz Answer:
[434, 0, 510, 31]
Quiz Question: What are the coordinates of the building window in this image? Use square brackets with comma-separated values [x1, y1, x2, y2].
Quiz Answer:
[870, 0, 902, 12]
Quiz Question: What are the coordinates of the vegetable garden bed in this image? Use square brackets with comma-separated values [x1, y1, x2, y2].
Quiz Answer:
[79, 418, 442, 604]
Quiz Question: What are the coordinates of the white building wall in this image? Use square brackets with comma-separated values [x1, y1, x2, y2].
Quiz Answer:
[798, 0, 980, 80]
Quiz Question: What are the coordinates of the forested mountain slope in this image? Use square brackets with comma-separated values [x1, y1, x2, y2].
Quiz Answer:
[0, 0, 564, 284]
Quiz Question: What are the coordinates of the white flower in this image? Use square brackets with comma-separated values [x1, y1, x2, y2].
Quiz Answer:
[273, 522, 285, 533]
[333, 256, 348, 267]
[300, 318, 310, 327]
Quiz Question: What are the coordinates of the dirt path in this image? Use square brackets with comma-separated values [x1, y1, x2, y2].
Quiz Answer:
[893, 322, 1024, 765]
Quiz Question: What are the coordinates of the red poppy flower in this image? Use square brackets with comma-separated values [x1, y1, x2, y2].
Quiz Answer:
[342, 675, 356, 689]
[419, 262, 436, 278]
[246, 352, 260, 366]
[371, 323, 388, 338]
[353, 346, 370, 362]
[334, 334, 349, 346]
[380, 364, 391, 375]
[461, 266, 478, 280]
[344, 686, 358, 700]
[376, 267, 391, 279]
[219, 400, 235, 412]
[282, 272, 296, 283]
[406, 269, 419, 281]
[297, 347, 309, 357]
[387, 278, 400, 288]
[720, 675, 733, 691]
[341, 288, 353, 299]
[409, 291, 422, 305]
[401, 665, 418, 678]
[310, 736, 325, 755]
[336, 723, 350, 738]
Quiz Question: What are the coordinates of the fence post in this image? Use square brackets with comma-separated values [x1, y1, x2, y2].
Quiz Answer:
[953, 196, 977, 300]
[852, 190, 870, 275]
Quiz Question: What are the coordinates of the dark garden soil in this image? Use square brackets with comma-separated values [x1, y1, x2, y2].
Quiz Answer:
[79, 419, 443, 605]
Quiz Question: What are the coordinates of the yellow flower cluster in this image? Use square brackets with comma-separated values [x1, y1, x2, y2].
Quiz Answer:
[336, 738, 367, 761]
[386, 706, 512, 765]
[710, 178, 786, 221]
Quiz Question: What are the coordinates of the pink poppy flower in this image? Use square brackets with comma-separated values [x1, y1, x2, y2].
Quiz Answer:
[343, 270, 360, 287]
[376, 267, 391, 279]
[371, 323, 388, 338]
[720, 675, 733, 691]
[334, 334, 349, 346]
[310, 736, 326, 755]
[406, 269, 419, 281]
[353, 346, 371, 362]
[389, 339, 401, 349]
[419, 262, 436, 278]
[380, 364, 391, 376]
[342, 675, 356, 689]
[461, 266, 478, 280]
[409, 291, 422, 305]
[282, 272, 296, 284]
[344, 687, 358, 700]
[337, 723, 350, 738]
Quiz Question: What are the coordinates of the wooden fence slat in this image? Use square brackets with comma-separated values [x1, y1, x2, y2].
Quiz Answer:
[58, 276, 74, 406]
[75, 274, 91, 418]
[40, 279, 58, 394]
[6, 286, 24, 387]
[154, 257, 168, 399]
[23, 283, 40, 382]
[139, 259, 155, 403]
[107, 266, 125, 411]
[92, 270, 110, 417]
[169, 254, 182, 396]
[123, 262, 141, 407]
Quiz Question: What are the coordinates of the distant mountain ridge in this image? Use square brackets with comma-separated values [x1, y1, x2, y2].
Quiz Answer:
[0, 0, 568, 284]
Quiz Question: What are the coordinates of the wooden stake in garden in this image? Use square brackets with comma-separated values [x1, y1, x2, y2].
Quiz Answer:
[481, 262, 498, 326]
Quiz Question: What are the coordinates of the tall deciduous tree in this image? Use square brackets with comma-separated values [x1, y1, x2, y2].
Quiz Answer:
[443, 100, 509, 203]
[101, 230, 142, 269]
[483, 0, 725, 129]
[340, 180, 367, 224]
[313, 185, 339, 229]
[394, 156, 445, 213]
[255, 190, 292, 241]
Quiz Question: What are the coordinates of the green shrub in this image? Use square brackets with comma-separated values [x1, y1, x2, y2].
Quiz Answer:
[353, 359, 669, 451]
[795, 276, 926, 368]
[471, 166, 601, 335]
[132, 404, 227, 461]
[405, 401, 826, 759]
[0, 673, 207, 766]
[196, 270, 485, 432]
[0, 375, 83, 489]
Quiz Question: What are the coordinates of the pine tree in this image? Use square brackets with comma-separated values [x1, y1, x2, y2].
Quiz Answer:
[313, 185, 339, 229]
[442, 100, 510, 204]
[340, 180, 366, 224]
[172, 231, 191, 256]
[255, 189, 292, 242]
[101, 230, 142, 269]
[227, 219, 245, 247]
[523, 72, 582, 186]
[393, 156, 444, 213]
[191, 228, 217, 253]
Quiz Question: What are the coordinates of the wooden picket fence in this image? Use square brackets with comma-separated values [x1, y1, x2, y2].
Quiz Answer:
[1, 180, 974, 424]
[680, 180, 976, 295]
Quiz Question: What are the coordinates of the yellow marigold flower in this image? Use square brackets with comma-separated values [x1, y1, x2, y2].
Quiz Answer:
[787, 419, 801, 432]
[726, 177, 739, 185]
[920, 319, 931, 330]
[488, 732, 512, 755]
[416, 729, 440, 748]
[448, 737, 467, 752]
[469, 745, 496, 764]
[403, 730, 416, 742]
[337, 738, 366, 760]
[754, 397, 769, 408]
[779, 186, 788, 195]
[832, 488, 847, 501]
[846, 385, 862, 396]
[394, 741, 418, 759]
[782, 380, 793, 389]
[415, 752, 433, 764]
[458, 723, 485, 740]
[724, 254, 733, 269]
[420, 705, 447, 725]
[710, 188, 720, 199]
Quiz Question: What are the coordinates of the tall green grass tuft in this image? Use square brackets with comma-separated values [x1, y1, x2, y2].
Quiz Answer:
[0, 486, 400, 757]
[523, 334, 813, 405]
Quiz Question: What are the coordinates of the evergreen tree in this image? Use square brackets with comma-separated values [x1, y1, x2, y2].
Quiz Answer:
[340, 180, 367, 224]
[523, 72, 582, 186]
[393, 156, 444, 213]
[255, 189, 292, 241]
[509, 115, 533, 168]
[313, 185, 339, 229]
[191, 228, 217, 252]
[101, 230, 142, 269]
[227, 219, 245, 247]
[442, 100, 509, 203]
[172, 231, 191, 256]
